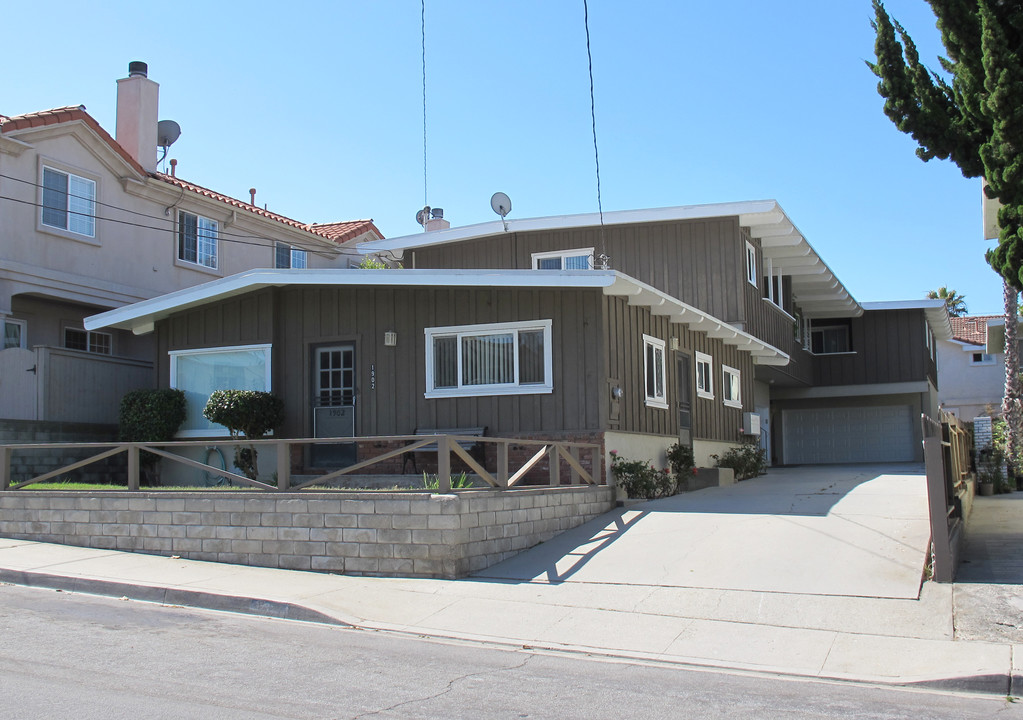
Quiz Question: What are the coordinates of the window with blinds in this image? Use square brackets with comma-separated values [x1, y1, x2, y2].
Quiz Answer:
[425, 320, 553, 398]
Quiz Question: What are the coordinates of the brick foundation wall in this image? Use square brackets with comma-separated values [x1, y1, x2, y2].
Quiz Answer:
[0, 486, 614, 579]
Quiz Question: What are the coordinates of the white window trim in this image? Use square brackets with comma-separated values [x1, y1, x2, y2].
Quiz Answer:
[38, 160, 99, 244]
[695, 351, 714, 399]
[745, 241, 758, 287]
[169, 343, 273, 438]
[643, 334, 668, 409]
[970, 351, 996, 366]
[177, 210, 220, 271]
[64, 327, 112, 355]
[722, 364, 742, 409]
[531, 247, 594, 270]
[424, 320, 553, 399]
[3, 318, 27, 350]
[275, 242, 308, 269]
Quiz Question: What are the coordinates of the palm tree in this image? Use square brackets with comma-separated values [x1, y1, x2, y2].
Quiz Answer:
[927, 287, 968, 317]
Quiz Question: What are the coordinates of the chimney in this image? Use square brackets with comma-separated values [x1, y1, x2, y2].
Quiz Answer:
[426, 207, 450, 232]
[116, 61, 160, 172]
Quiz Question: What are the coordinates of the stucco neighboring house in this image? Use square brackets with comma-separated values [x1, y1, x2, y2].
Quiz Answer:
[0, 62, 381, 430]
[936, 315, 1005, 420]
[86, 201, 951, 475]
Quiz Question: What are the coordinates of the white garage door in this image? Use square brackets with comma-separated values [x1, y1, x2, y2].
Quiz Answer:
[782, 405, 915, 465]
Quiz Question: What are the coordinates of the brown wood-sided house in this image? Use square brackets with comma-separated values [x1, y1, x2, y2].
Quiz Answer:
[85, 201, 951, 477]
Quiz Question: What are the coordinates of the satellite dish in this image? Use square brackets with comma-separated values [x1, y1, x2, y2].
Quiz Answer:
[415, 206, 431, 228]
[490, 192, 512, 218]
[157, 120, 181, 148]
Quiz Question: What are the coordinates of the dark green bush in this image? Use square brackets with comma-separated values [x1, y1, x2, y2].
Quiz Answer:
[118, 388, 186, 470]
[711, 441, 767, 481]
[666, 442, 696, 488]
[203, 390, 284, 480]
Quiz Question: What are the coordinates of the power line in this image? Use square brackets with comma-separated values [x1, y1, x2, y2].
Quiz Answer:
[0, 173, 342, 256]
[582, 0, 608, 269]
[419, 0, 427, 208]
[0, 193, 342, 257]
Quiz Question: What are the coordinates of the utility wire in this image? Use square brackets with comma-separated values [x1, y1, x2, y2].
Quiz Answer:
[0, 173, 342, 256]
[422, 0, 429, 210]
[0, 193, 342, 257]
[583, 0, 608, 269]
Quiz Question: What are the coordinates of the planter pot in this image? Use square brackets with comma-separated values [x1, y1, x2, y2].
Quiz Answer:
[980, 481, 995, 497]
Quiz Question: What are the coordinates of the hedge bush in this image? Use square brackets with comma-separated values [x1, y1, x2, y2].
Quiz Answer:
[118, 388, 186, 470]
[711, 441, 767, 481]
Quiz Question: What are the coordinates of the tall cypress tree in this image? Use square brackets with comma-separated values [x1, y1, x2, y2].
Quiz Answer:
[868, 0, 1023, 463]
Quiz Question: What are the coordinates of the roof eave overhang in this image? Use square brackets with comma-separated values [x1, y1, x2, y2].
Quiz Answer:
[862, 300, 953, 341]
[85, 268, 790, 365]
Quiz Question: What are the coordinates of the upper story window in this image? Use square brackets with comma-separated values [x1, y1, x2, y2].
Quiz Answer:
[178, 211, 219, 269]
[64, 328, 111, 355]
[971, 352, 996, 365]
[695, 351, 714, 399]
[745, 241, 758, 287]
[532, 248, 594, 270]
[425, 320, 553, 398]
[643, 334, 667, 409]
[3, 319, 26, 350]
[810, 319, 852, 354]
[41, 166, 96, 237]
[722, 365, 742, 408]
[275, 243, 307, 269]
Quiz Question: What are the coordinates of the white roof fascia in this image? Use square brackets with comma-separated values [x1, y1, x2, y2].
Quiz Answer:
[358, 200, 782, 254]
[85, 268, 789, 365]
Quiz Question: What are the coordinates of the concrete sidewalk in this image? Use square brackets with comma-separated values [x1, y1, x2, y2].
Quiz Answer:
[0, 536, 1019, 696]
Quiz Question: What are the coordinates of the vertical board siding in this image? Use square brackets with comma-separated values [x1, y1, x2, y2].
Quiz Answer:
[160, 286, 607, 438]
[413, 218, 749, 325]
[602, 296, 751, 445]
[813, 310, 928, 386]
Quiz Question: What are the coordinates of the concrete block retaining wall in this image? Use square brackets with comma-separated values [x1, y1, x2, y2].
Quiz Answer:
[0, 486, 614, 579]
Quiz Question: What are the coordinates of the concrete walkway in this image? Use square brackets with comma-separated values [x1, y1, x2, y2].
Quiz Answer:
[0, 465, 1020, 696]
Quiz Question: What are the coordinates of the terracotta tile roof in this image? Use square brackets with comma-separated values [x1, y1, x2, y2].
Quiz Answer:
[2, 105, 383, 246]
[0, 105, 148, 176]
[950, 315, 1001, 345]
[308, 220, 383, 244]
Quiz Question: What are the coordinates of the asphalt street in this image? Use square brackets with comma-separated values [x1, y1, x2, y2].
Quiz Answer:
[1, 584, 1018, 720]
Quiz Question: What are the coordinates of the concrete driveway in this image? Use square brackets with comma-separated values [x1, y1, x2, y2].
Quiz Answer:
[478, 464, 932, 600]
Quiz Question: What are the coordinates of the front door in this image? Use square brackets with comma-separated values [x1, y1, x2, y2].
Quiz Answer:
[676, 354, 692, 447]
[311, 345, 356, 467]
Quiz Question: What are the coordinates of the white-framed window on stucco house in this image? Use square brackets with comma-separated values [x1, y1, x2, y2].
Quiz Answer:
[39, 163, 97, 241]
[425, 320, 553, 398]
[169, 343, 272, 437]
[275, 242, 307, 269]
[178, 210, 219, 270]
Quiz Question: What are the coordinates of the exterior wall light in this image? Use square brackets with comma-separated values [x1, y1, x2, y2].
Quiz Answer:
[384, 331, 397, 347]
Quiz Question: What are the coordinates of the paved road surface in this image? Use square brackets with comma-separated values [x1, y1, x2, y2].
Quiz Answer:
[1, 584, 1017, 720]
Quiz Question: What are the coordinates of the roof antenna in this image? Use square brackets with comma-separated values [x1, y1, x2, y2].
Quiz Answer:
[491, 192, 512, 232]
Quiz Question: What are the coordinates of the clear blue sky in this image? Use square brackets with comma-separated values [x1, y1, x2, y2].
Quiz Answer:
[2, 1, 1002, 313]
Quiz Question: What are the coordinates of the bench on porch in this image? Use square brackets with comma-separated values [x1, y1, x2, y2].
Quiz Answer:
[401, 427, 487, 475]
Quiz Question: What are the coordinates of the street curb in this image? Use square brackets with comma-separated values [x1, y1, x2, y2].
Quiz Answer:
[1, 569, 1014, 698]
[0, 568, 352, 628]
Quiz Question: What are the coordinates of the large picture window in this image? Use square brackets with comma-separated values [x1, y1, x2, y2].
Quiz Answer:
[425, 320, 552, 398]
[643, 334, 668, 409]
[178, 211, 219, 269]
[169, 344, 272, 437]
[42, 166, 96, 237]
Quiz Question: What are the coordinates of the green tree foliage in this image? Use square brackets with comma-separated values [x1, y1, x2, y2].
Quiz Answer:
[203, 390, 285, 480]
[926, 285, 968, 315]
[868, 0, 1023, 287]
